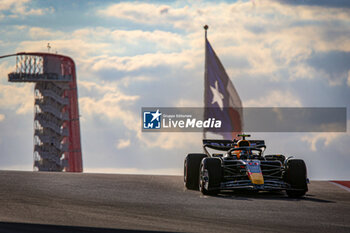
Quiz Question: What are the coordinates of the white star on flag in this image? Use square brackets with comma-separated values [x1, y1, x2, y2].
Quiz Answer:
[210, 81, 224, 110]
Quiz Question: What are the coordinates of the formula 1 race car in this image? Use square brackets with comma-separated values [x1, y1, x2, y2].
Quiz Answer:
[184, 134, 308, 198]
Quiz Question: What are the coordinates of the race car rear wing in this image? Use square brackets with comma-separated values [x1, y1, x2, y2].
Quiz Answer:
[203, 139, 236, 151]
[203, 139, 265, 151]
[249, 140, 266, 147]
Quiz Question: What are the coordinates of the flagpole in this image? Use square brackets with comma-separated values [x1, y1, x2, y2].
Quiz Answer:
[203, 25, 208, 140]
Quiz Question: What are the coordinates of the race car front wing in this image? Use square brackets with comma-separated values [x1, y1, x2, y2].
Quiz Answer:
[220, 179, 290, 191]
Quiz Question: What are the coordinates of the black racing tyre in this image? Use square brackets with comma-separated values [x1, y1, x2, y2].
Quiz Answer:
[284, 159, 308, 198]
[199, 158, 222, 195]
[184, 153, 207, 190]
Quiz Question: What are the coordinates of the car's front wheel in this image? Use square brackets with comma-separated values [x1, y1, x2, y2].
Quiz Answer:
[199, 158, 222, 195]
[284, 159, 308, 198]
[184, 153, 207, 190]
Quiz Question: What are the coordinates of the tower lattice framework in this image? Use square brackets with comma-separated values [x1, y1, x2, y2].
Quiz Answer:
[4, 52, 83, 172]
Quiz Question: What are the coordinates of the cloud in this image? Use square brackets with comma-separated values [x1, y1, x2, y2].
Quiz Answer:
[306, 51, 350, 85]
[137, 132, 201, 150]
[175, 99, 202, 107]
[79, 84, 140, 132]
[0, 61, 14, 76]
[98, 1, 350, 28]
[78, 80, 202, 150]
[14, 26, 191, 73]
[0, 82, 33, 115]
[0, 0, 54, 17]
[244, 90, 302, 107]
[0, 114, 5, 122]
[288, 64, 316, 81]
[117, 76, 154, 88]
[12, 0, 350, 84]
[79, 80, 117, 94]
[301, 120, 350, 152]
[97, 2, 191, 27]
[72, 27, 186, 52]
[89, 50, 196, 73]
[17, 39, 110, 58]
[110, 29, 185, 51]
[0, 62, 33, 115]
[116, 139, 130, 149]
[95, 1, 350, 83]
[274, 0, 350, 8]
[28, 27, 66, 40]
[301, 133, 341, 152]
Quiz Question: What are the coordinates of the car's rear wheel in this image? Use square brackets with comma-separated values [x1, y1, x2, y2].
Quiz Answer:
[184, 153, 207, 190]
[284, 159, 308, 198]
[199, 158, 221, 195]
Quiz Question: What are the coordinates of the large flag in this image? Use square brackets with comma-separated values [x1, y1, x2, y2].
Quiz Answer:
[204, 30, 243, 140]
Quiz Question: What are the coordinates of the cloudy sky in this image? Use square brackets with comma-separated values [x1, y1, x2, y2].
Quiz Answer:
[0, 0, 349, 179]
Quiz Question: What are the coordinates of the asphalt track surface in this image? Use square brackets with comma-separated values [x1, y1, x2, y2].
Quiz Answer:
[0, 171, 349, 233]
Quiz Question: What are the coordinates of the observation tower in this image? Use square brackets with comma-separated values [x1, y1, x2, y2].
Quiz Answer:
[1, 52, 83, 172]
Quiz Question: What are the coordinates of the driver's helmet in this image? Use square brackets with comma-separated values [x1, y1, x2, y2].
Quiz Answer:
[237, 140, 250, 147]
[240, 149, 249, 158]
[236, 140, 251, 159]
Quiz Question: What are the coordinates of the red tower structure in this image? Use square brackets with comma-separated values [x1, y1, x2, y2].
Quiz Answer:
[1, 52, 83, 172]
